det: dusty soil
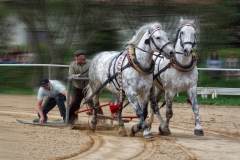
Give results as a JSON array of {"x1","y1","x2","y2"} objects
[{"x1": 0, "y1": 94, "x2": 240, "y2": 160}]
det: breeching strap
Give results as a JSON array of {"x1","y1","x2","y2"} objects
[{"x1": 84, "y1": 62, "x2": 131, "y2": 104}]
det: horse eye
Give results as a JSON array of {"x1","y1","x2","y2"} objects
[
  {"x1": 180, "y1": 31, "x2": 183, "y2": 35},
  {"x1": 156, "y1": 37, "x2": 161, "y2": 39}
]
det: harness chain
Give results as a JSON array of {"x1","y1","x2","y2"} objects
[{"x1": 117, "y1": 50, "x2": 127, "y2": 103}]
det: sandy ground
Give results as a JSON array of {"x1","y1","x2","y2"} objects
[{"x1": 0, "y1": 94, "x2": 240, "y2": 160}]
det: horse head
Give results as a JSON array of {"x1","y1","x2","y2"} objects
[
  {"x1": 145, "y1": 22, "x2": 175, "y2": 59},
  {"x1": 175, "y1": 17, "x2": 197, "y2": 57},
  {"x1": 129, "y1": 22, "x2": 175, "y2": 59}
]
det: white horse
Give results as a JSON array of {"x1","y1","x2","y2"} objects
[
  {"x1": 146, "y1": 17, "x2": 204, "y2": 136},
  {"x1": 84, "y1": 22, "x2": 175, "y2": 138}
]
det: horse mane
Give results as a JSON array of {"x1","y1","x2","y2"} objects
[{"x1": 128, "y1": 22, "x2": 163, "y2": 46}]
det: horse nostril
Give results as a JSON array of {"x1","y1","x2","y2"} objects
[{"x1": 170, "y1": 51, "x2": 174, "y2": 55}]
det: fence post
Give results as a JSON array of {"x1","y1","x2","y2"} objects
[
  {"x1": 48, "y1": 66, "x2": 51, "y2": 79},
  {"x1": 65, "y1": 77, "x2": 72, "y2": 124}
]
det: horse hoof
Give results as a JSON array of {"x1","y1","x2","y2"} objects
[
  {"x1": 143, "y1": 130, "x2": 154, "y2": 139},
  {"x1": 119, "y1": 131, "x2": 127, "y2": 137},
  {"x1": 89, "y1": 123, "x2": 96, "y2": 132},
  {"x1": 194, "y1": 129, "x2": 204, "y2": 136},
  {"x1": 129, "y1": 126, "x2": 136, "y2": 137},
  {"x1": 159, "y1": 126, "x2": 171, "y2": 136},
  {"x1": 147, "y1": 125, "x2": 152, "y2": 131},
  {"x1": 89, "y1": 120, "x2": 97, "y2": 132}
]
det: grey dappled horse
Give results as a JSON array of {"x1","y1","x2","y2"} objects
[
  {"x1": 146, "y1": 17, "x2": 204, "y2": 136},
  {"x1": 84, "y1": 22, "x2": 175, "y2": 138}
]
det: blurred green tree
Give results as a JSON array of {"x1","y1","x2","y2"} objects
[{"x1": 0, "y1": 0, "x2": 240, "y2": 89}]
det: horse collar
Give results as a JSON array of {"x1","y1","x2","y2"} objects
[
  {"x1": 171, "y1": 51, "x2": 197, "y2": 72},
  {"x1": 127, "y1": 45, "x2": 154, "y2": 75}
]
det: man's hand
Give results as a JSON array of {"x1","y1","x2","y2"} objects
[
  {"x1": 39, "y1": 117, "x2": 45, "y2": 124},
  {"x1": 75, "y1": 74, "x2": 81, "y2": 77}
]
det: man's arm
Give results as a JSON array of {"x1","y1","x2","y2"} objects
[
  {"x1": 36, "y1": 99, "x2": 45, "y2": 124},
  {"x1": 69, "y1": 62, "x2": 81, "y2": 77},
  {"x1": 61, "y1": 89, "x2": 72, "y2": 103}
]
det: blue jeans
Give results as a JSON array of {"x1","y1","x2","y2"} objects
[{"x1": 38, "y1": 93, "x2": 66, "y2": 119}]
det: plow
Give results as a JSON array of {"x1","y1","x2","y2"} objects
[{"x1": 74, "y1": 99, "x2": 140, "y2": 124}]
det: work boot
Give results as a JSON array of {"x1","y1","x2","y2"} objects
[{"x1": 68, "y1": 114, "x2": 78, "y2": 125}]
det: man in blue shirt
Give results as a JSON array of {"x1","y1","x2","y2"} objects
[{"x1": 33, "y1": 78, "x2": 69, "y2": 124}]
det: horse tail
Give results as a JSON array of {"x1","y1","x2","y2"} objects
[{"x1": 83, "y1": 84, "x2": 92, "y2": 100}]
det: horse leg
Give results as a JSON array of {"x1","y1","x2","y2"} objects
[
  {"x1": 89, "y1": 92, "x2": 101, "y2": 131},
  {"x1": 145, "y1": 87, "x2": 155, "y2": 130},
  {"x1": 159, "y1": 91, "x2": 173, "y2": 136},
  {"x1": 117, "y1": 95, "x2": 127, "y2": 137},
  {"x1": 147, "y1": 86, "x2": 165, "y2": 129},
  {"x1": 187, "y1": 87, "x2": 204, "y2": 136},
  {"x1": 129, "y1": 94, "x2": 153, "y2": 138}
]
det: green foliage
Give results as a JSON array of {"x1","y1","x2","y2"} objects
[
  {"x1": 0, "y1": 64, "x2": 240, "y2": 106},
  {"x1": 1, "y1": 1, "x2": 240, "y2": 106},
  {"x1": 0, "y1": 66, "x2": 35, "y2": 94},
  {"x1": 173, "y1": 92, "x2": 240, "y2": 106},
  {"x1": 88, "y1": 29, "x2": 120, "y2": 54}
]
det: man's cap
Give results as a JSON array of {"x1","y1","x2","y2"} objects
[
  {"x1": 74, "y1": 50, "x2": 85, "y2": 56},
  {"x1": 40, "y1": 78, "x2": 49, "y2": 87}
]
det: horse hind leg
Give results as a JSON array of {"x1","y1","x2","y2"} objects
[
  {"x1": 114, "y1": 95, "x2": 126, "y2": 137},
  {"x1": 89, "y1": 92, "x2": 102, "y2": 131}
]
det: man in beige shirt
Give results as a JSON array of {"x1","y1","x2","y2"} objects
[{"x1": 68, "y1": 50, "x2": 103, "y2": 124}]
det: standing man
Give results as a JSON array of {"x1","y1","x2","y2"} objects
[
  {"x1": 68, "y1": 50, "x2": 103, "y2": 124},
  {"x1": 33, "y1": 78, "x2": 68, "y2": 124}
]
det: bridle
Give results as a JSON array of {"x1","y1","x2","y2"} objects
[
  {"x1": 171, "y1": 23, "x2": 197, "y2": 72},
  {"x1": 147, "y1": 28, "x2": 172, "y2": 54},
  {"x1": 175, "y1": 24, "x2": 196, "y2": 50},
  {"x1": 153, "y1": 23, "x2": 198, "y2": 89},
  {"x1": 142, "y1": 28, "x2": 172, "y2": 55}
]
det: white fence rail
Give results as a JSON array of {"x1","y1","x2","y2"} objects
[
  {"x1": 1, "y1": 64, "x2": 240, "y2": 99},
  {"x1": 0, "y1": 63, "x2": 69, "y2": 79},
  {"x1": 197, "y1": 87, "x2": 240, "y2": 99},
  {"x1": 197, "y1": 68, "x2": 240, "y2": 99}
]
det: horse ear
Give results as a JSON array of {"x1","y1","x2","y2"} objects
[
  {"x1": 180, "y1": 16, "x2": 183, "y2": 21},
  {"x1": 145, "y1": 39, "x2": 150, "y2": 44},
  {"x1": 193, "y1": 16, "x2": 196, "y2": 24}
]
